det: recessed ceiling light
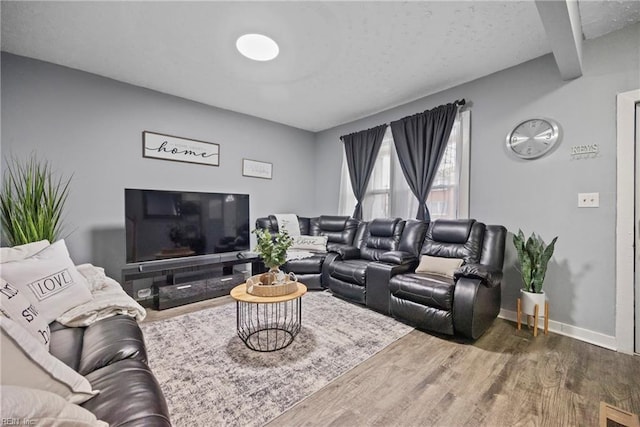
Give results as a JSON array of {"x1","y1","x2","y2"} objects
[{"x1": 236, "y1": 34, "x2": 279, "y2": 61}]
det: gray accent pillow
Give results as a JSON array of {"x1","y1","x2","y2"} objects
[{"x1": 415, "y1": 255, "x2": 464, "y2": 278}]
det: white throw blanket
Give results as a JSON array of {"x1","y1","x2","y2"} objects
[
  {"x1": 274, "y1": 214, "x2": 301, "y2": 236},
  {"x1": 286, "y1": 250, "x2": 315, "y2": 261},
  {"x1": 56, "y1": 264, "x2": 146, "y2": 327}
]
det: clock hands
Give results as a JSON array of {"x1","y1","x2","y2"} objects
[{"x1": 506, "y1": 118, "x2": 560, "y2": 159}]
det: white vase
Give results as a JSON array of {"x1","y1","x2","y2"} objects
[{"x1": 520, "y1": 290, "x2": 546, "y2": 316}]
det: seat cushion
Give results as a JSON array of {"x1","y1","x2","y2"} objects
[
  {"x1": 82, "y1": 359, "x2": 171, "y2": 427},
  {"x1": 390, "y1": 295, "x2": 454, "y2": 335},
  {"x1": 78, "y1": 315, "x2": 147, "y2": 376},
  {"x1": 49, "y1": 321, "x2": 84, "y2": 372},
  {"x1": 284, "y1": 254, "x2": 325, "y2": 274},
  {"x1": 389, "y1": 273, "x2": 455, "y2": 311},
  {"x1": 328, "y1": 259, "x2": 370, "y2": 286}
]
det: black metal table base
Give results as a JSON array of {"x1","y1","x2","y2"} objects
[{"x1": 236, "y1": 297, "x2": 302, "y2": 352}]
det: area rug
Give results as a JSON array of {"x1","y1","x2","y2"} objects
[{"x1": 140, "y1": 291, "x2": 413, "y2": 426}]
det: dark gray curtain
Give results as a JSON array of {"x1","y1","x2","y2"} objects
[
  {"x1": 340, "y1": 124, "x2": 388, "y2": 220},
  {"x1": 390, "y1": 102, "x2": 459, "y2": 221}
]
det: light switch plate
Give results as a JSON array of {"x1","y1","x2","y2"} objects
[{"x1": 578, "y1": 192, "x2": 599, "y2": 208}]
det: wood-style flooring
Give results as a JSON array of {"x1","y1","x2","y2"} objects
[{"x1": 144, "y1": 296, "x2": 640, "y2": 426}]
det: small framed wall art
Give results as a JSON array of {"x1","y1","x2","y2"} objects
[
  {"x1": 242, "y1": 159, "x2": 272, "y2": 179},
  {"x1": 143, "y1": 131, "x2": 220, "y2": 167}
]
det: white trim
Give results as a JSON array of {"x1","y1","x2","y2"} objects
[
  {"x1": 615, "y1": 89, "x2": 640, "y2": 355},
  {"x1": 499, "y1": 310, "x2": 617, "y2": 351}
]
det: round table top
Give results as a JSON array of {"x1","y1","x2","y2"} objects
[{"x1": 230, "y1": 283, "x2": 307, "y2": 303}]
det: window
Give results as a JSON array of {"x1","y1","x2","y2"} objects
[
  {"x1": 426, "y1": 111, "x2": 470, "y2": 220},
  {"x1": 338, "y1": 110, "x2": 470, "y2": 220},
  {"x1": 338, "y1": 131, "x2": 395, "y2": 220}
]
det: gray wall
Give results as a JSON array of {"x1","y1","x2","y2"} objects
[
  {"x1": 1, "y1": 53, "x2": 316, "y2": 278},
  {"x1": 2, "y1": 23, "x2": 639, "y2": 336},
  {"x1": 313, "y1": 23, "x2": 640, "y2": 336}
]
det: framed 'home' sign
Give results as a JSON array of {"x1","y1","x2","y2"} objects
[{"x1": 143, "y1": 131, "x2": 220, "y2": 167}]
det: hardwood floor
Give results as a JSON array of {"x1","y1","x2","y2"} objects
[
  {"x1": 267, "y1": 319, "x2": 640, "y2": 427},
  {"x1": 143, "y1": 298, "x2": 640, "y2": 426}
]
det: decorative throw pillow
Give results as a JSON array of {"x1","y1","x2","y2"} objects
[
  {"x1": 1, "y1": 386, "x2": 108, "y2": 427},
  {"x1": 0, "y1": 240, "x2": 92, "y2": 324},
  {"x1": 0, "y1": 278, "x2": 51, "y2": 349},
  {"x1": 0, "y1": 240, "x2": 50, "y2": 263},
  {"x1": 415, "y1": 255, "x2": 464, "y2": 278},
  {"x1": 290, "y1": 235, "x2": 328, "y2": 253},
  {"x1": 0, "y1": 317, "x2": 98, "y2": 404}
]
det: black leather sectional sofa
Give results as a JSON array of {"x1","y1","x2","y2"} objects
[
  {"x1": 255, "y1": 215, "x2": 359, "y2": 289},
  {"x1": 256, "y1": 215, "x2": 506, "y2": 339},
  {"x1": 49, "y1": 315, "x2": 171, "y2": 426}
]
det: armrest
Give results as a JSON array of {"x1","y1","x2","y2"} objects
[
  {"x1": 366, "y1": 261, "x2": 415, "y2": 315},
  {"x1": 453, "y1": 263, "x2": 503, "y2": 288},
  {"x1": 453, "y1": 277, "x2": 501, "y2": 339},
  {"x1": 379, "y1": 251, "x2": 417, "y2": 266},
  {"x1": 326, "y1": 242, "x2": 351, "y2": 253},
  {"x1": 333, "y1": 245, "x2": 360, "y2": 260}
]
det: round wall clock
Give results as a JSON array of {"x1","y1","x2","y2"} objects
[{"x1": 506, "y1": 118, "x2": 561, "y2": 160}]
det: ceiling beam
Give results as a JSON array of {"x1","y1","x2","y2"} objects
[{"x1": 535, "y1": 0, "x2": 583, "y2": 80}]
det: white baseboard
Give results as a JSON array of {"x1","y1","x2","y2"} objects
[{"x1": 498, "y1": 309, "x2": 618, "y2": 351}]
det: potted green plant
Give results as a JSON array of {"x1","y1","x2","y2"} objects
[
  {"x1": 253, "y1": 228, "x2": 294, "y2": 278},
  {"x1": 513, "y1": 229, "x2": 558, "y2": 315},
  {"x1": 0, "y1": 156, "x2": 72, "y2": 246}
]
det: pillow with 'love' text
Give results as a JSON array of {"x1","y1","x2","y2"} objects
[
  {"x1": 290, "y1": 235, "x2": 328, "y2": 253},
  {"x1": 0, "y1": 240, "x2": 92, "y2": 324}
]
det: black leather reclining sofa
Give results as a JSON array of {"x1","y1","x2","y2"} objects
[
  {"x1": 49, "y1": 315, "x2": 171, "y2": 426},
  {"x1": 255, "y1": 215, "x2": 506, "y2": 339}
]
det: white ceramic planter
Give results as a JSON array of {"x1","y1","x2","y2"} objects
[{"x1": 520, "y1": 290, "x2": 546, "y2": 316}]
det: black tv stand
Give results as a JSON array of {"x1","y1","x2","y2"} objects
[{"x1": 122, "y1": 253, "x2": 264, "y2": 310}]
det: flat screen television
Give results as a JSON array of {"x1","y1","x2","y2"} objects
[{"x1": 124, "y1": 188, "x2": 250, "y2": 264}]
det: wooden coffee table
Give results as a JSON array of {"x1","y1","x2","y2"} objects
[{"x1": 230, "y1": 283, "x2": 307, "y2": 352}]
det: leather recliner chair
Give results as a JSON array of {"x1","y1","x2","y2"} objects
[
  {"x1": 254, "y1": 215, "x2": 360, "y2": 289},
  {"x1": 324, "y1": 218, "x2": 408, "y2": 305},
  {"x1": 387, "y1": 219, "x2": 507, "y2": 339}
]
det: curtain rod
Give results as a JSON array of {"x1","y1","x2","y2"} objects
[
  {"x1": 340, "y1": 98, "x2": 467, "y2": 141},
  {"x1": 382, "y1": 98, "x2": 467, "y2": 126}
]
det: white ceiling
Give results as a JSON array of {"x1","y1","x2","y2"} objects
[{"x1": 2, "y1": 1, "x2": 639, "y2": 132}]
